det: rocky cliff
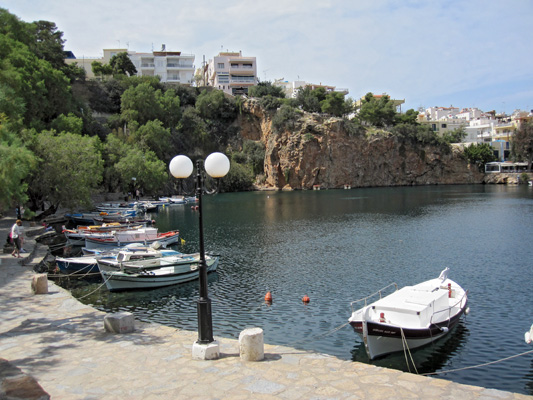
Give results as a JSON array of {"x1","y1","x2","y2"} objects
[{"x1": 238, "y1": 99, "x2": 485, "y2": 190}]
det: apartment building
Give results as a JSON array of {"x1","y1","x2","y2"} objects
[
  {"x1": 273, "y1": 80, "x2": 349, "y2": 99},
  {"x1": 65, "y1": 47, "x2": 195, "y2": 85},
  {"x1": 205, "y1": 51, "x2": 257, "y2": 95}
]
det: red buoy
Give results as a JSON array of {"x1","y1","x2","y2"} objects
[
  {"x1": 302, "y1": 295, "x2": 310, "y2": 303},
  {"x1": 264, "y1": 291, "x2": 272, "y2": 302},
  {"x1": 448, "y1": 283, "x2": 452, "y2": 298},
  {"x1": 380, "y1": 312, "x2": 386, "y2": 323}
]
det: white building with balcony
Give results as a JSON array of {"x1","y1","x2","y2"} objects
[
  {"x1": 273, "y1": 80, "x2": 349, "y2": 99},
  {"x1": 65, "y1": 47, "x2": 195, "y2": 85},
  {"x1": 206, "y1": 51, "x2": 257, "y2": 96}
]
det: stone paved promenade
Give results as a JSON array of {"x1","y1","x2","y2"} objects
[{"x1": 0, "y1": 216, "x2": 531, "y2": 399}]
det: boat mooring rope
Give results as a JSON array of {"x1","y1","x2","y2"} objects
[
  {"x1": 76, "y1": 273, "x2": 113, "y2": 300},
  {"x1": 420, "y1": 349, "x2": 533, "y2": 376},
  {"x1": 400, "y1": 328, "x2": 419, "y2": 375},
  {"x1": 279, "y1": 321, "x2": 351, "y2": 349}
]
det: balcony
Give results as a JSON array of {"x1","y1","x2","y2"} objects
[
  {"x1": 167, "y1": 63, "x2": 194, "y2": 69},
  {"x1": 230, "y1": 76, "x2": 257, "y2": 84},
  {"x1": 141, "y1": 63, "x2": 155, "y2": 69}
]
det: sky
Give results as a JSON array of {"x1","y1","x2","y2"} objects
[{"x1": 3, "y1": 0, "x2": 533, "y2": 114}]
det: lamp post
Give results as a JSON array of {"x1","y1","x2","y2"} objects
[{"x1": 169, "y1": 152, "x2": 230, "y2": 360}]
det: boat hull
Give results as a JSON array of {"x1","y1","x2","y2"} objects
[
  {"x1": 349, "y1": 301, "x2": 467, "y2": 359},
  {"x1": 100, "y1": 257, "x2": 218, "y2": 291}
]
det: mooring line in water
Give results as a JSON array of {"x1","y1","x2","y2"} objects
[
  {"x1": 75, "y1": 273, "x2": 113, "y2": 299},
  {"x1": 420, "y1": 349, "x2": 533, "y2": 376},
  {"x1": 278, "y1": 321, "x2": 351, "y2": 349}
]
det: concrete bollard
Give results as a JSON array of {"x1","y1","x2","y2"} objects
[
  {"x1": 31, "y1": 274, "x2": 48, "y2": 294},
  {"x1": 104, "y1": 312, "x2": 135, "y2": 334},
  {"x1": 239, "y1": 327, "x2": 264, "y2": 361}
]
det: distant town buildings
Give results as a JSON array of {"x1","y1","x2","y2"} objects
[{"x1": 418, "y1": 106, "x2": 533, "y2": 161}]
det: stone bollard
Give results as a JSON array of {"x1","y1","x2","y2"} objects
[
  {"x1": 104, "y1": 312, "x2": 135, "y2": 334},
  {"x1": 31, "y1": 274, "x2": 48, "y2": 294},
  {"x1": 239, "y1": 327, "x2": 264, "y2": 361}
]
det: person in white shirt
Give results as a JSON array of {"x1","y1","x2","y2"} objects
[{"x1": 11, "y1": 219, "x2": 22, "y2": 258}]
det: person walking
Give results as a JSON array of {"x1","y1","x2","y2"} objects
[{"x1": 11, "y1": 219, "x2": 23, "y2": 258}]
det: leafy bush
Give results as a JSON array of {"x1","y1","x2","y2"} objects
[
  {"x1": 220, "y1": 162, "x2": 254, "y2": 192},
  {"x1": 271, "y1": 105, "x2": 301, "y2": 133},
  {"x1": 463, "y1": 143, "x2": 497, "y2": 171}
]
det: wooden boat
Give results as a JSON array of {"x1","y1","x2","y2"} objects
[
  {"x1": 348, "y1": 268, "x2": 468, "y2": 360},
  {"x1": 55, "y1": 248, "x2": 181, "y2": 274},
  {"x1": 84, "y1": 227, "x2": 180, "y2": 249},
  {"x1": 97, "y1": 254, "x2": 219, "y2": 291},
  {"x1": 63, "y1": 223, "x2": 146, "y2": 245}
]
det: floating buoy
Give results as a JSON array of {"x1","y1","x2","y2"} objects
[
  {"x1": 264, "y1": 291, "x2": 272, "y2": 302},
  {"x1": 195, "y1": 206, "x2": 199, "y2": 210},
  {"x1": 302, "y1": 295, "x2": 310, "y2": 303},
  {"x1": 191, "y1": 206, "x2": 194, "y2": 210}
]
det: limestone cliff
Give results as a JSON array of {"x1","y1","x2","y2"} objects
[{"x1": 238, "y1": 99, "x2": 484, "y2": 190}]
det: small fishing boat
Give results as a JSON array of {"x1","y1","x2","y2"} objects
[
  {"x1": 84, "y1": 227, "x2": 180, "y2": 249},
  {"x1": 63, "y1": 223, "x2": 146, "y2": 245},
  {"x1": 348, "y1": 268, "x2": 468, "y2": 360},
  {"x1": 55, "y1": 247, "x2": 182, "y2": 274},
  {"x1": 98, "y1": 254, "x2": 219, "y2": 291}
]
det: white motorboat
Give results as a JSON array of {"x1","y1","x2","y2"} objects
[
  {"x1": 348, "y1": 268, "x2": 468, "y2": 360},
  {"x1": 97, "y1": 253, "x2": 219, "y2": 291}
]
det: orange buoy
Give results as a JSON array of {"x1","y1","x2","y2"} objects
[
  {"x1": 302, "y1": 295, "x2": 310, "y2": 303},
  {"x1": 264, "y1": 291, "x2": 272, "y2": 302}
]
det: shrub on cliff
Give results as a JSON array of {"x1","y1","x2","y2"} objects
[{"x1": 271, "y1": 105, "x2": 302, "y2": 133}]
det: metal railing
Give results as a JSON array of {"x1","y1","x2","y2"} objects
[{"x1": 350, "y1": 282, "x2": 398, "y2": 313}]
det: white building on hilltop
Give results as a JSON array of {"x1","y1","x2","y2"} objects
[
  {"x1": 273, "y1": 80, "x2": 349, "y2": 99},
  {"x1": 65, "y1": 47, "x2": 195, "y2": 85},
  {"x1": 205, "y1": 51, "x2": 257, "y2": 96}
]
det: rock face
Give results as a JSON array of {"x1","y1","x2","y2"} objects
[{"x1": 239, "y1": 100, "x2": 484, "y2": 190}]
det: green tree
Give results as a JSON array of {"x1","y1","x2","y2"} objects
[
  {"x1": 395, "y1": 109, "x2": 419, "y2": 125},
  {"x1": 248, "y1": 81, "x2": 285, "y2": 98},
  {"x1": 113, "y1": 147, "x2": 167, "y2": 195},
  {"x1": 109, "y1": 52, "x2": 137, "y2": 76},
  {"x1": 159, "y1": 88, "x2": 181, "y2": 129},
  {"x1": 358, "y1": 92, "x2": 397, "y2": 127},
  {"x1": 295, "y1": 86, "x2": 321, "y2": 113},
  {"x1": 463, "y1": 143, "x2": 496, "y2": 172},
  {"x1": 0, "y1": 116, "x2": 36, "y2": 212},
  {"x1": 196, "y1": 89, "x2": 236, "y2": 121},
  {"x1": 51, "y1": 113, "x2": 83, "y2": 134},
  {"x1": 91, "y1": 61, "x2": 113, "y2": 79},
  {"x1": 29, "y1": 20, "x2": 66, "y2": 70},
  {"x1": 320, "y1": 92, "x2": 349, "y2": 117},
  {"x1": 27, "y1": 131, "x2": 104, "y2": 211},
  {"x1": 120, "y1": 82, "x2": 163, "y2": 125},
  {"x1": 219, "y1": 162, "x2": 254, "y2": 192},
  {"x1": 132, "y1": 119, "x2": 171, "y2": 160},
  {"x1": 512, "y1": 121, "x2": 533, "y2": 170}
]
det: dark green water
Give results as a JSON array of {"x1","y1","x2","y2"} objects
[{"x1": 71, "y1": 185, "x2": 533, "y2": 395}]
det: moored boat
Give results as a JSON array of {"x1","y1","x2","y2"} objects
[
  {"x1": 56, "y1": 247, "x2": 182, "y2": 274},
  {"x1": 84, "y1": 227, "x2": 180, "y2": 249},
  {"x1": 97, "y1": 254, "x2": 219, "y2": 291},
  {"x1": 348, "y1": 268, "x2": 468, "y2": 360}
]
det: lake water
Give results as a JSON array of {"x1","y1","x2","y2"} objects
[{"x1": 68, "y1": 185, "x2": 533, "y2": 395}]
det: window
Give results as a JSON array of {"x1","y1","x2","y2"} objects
[
  {"x1": 217, "y1": 63, "x2": 224, "y2": 69},
  {"x1": 432, "y1": 124, "x2": 437, "y2": 131},
  {"x1": 441, "y1": 123, "x2": 447, "y2": 128}
]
